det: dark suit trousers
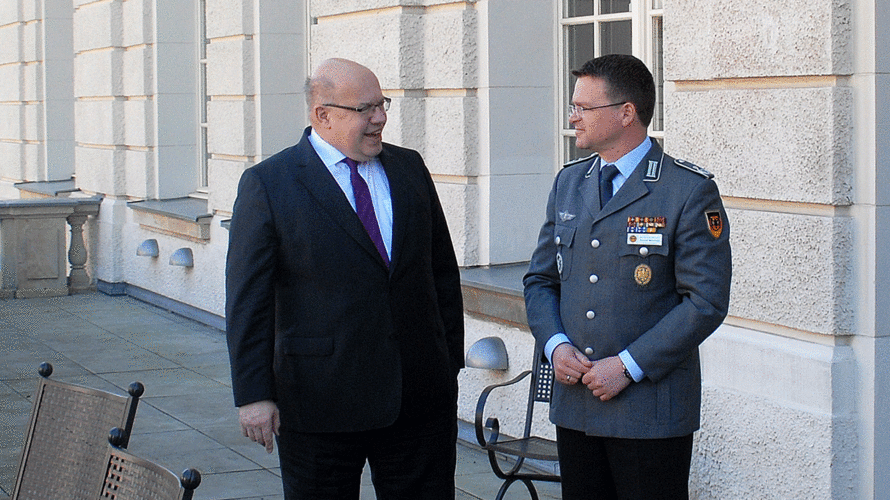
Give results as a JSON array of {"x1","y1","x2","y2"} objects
[
  {"x1": 277, "y1": 410, "x2": 458, "y2": 500},
  {"x1": 556, "y1": 426, "x2": 694, "y2": 500}
]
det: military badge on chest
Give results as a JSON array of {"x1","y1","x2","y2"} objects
[{"x1": 627, "y1": 216, "x2": 664, "y2": 288}]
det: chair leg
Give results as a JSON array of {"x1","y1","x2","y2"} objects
[
  {"x1": 495, "y1": 478, "x2": 516, "y2": 500},
  {"x1": 520, "y1": 479, "x2": 540, "y2": 500},
  {"x1": 494, "y1": 478, "x2": 540, "y2": 500}
]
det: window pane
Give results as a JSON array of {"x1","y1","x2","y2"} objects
[
  {"x1": 600, "y1": 20, "x2": 632, "y2": 55},
  {"x1": 565, "y1": 0, "x2": 594, "y2": 17},
  {"x1": 600, "y1": 0, "x2": 631, "y2": 14},
  {"x1": 651, "y1": 16, "x2": 664, "y2": 131},
  {"x1": 652, "y1": 0, "x2": 663, "y2": 9},
  {"x1": 566, "y1": 24, "x2": 596, "y2": 73}
]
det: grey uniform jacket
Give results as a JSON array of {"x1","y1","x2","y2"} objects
[{"x1": 523, "y1": 140, "x2": 732, "y2": 439}]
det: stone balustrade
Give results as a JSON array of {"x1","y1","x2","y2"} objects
[{"x1": 0, "y1": 196, "x2": 102, "y2": 299}]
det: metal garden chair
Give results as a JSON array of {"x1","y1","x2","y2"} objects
[{"x1": 474, "y1": 343, "x2": 561, "y2": 500}]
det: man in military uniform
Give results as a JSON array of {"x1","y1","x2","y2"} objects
[{"x1": 523, "y1": 54, "x2": 732, "y2": 500}]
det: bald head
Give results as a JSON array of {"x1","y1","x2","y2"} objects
[
  {"x1": 305, "y1": 58, "x2": 387, "y2": 162},
  {"x1": 305, "y1": 58, "x2": 380, "y2": 109}
]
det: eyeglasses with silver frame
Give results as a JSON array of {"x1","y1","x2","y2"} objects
[{"x1": 568, "y1": 101, "x2": 627, "y2": 117}]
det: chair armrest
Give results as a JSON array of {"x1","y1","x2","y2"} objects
[{"x1": 474, "y1": 370, "x2": 532, "y2": 448}]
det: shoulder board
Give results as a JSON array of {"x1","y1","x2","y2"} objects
[
  {"x1": 674, "y1": 158, "x2": 713, "y2": 179},
  {"x1": 563, "y1": 152, "x2": 598, "y2": 169}
]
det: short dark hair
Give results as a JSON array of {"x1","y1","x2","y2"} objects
[{"x1": 571, "y1": 54, "x2": 655, "y2": 127}]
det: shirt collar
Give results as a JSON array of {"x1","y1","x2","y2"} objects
[
  {"x1": 607, "y1": 137, "x2": 652, "y2": 180},
  {"x1": 308, "y1": 128, "x2": 352, "y2": 168}
]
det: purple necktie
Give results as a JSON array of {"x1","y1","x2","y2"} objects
[{"x1": 344, "y1": 158, "x2": 389, "y2": 267}]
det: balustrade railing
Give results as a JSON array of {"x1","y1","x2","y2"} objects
[{"x1": 0, "y1": 196, "x2": 102, "y2": 298}]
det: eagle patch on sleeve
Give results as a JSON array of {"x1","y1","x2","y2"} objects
[{"x1": 706, "y1": 211, "x2": 724, "y2": 239}]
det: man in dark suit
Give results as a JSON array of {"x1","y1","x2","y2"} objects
[
  {"x1": 524, "y1": 54, "x2": 732, "y2": 499},
  {"x1": 226, "y1": 58, "x2": 464, "y2": 499}
]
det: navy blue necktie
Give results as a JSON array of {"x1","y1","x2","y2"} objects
[
  {"x1": 599, "y1": 163, "x2": 619, "y2": 209},
  {"x1": 344, "y1": 158, "x2": 389, "y2": 267}
]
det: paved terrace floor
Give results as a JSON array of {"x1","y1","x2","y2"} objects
[{"x1": 0, "y1": 293, "x2": 560, "y2": 500}]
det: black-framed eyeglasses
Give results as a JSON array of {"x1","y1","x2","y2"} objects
[
  {"x1": 568, "y1": 101, "x2": 627, "y2": 117},
  {"x1": 324, "y1": 97, "x2": 391, "y2": 115}
]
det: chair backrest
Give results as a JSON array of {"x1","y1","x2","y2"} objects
[
  {"x1": 532, "y1": 351, "x2": 555, "y2": 404},
  {"x1": 12, "y1": 362, "x2": 144, "y2": 500},
  {"x1": 98, "y1": 428, "x2": 201, "y2": 500},
  {"x1": 520, "y1": 342, "x2": 554, "y2": 438}
]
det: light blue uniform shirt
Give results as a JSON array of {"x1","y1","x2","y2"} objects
[
  {"x1": 308, "y1": 129, "x2": 393, "y2": 259},
  {"x1": 544, "y1": 137, "x2": 653, "y2": 382}
]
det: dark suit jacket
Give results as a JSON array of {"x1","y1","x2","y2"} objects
[
  {"x1": 524, "y1": 140, "x2": 731, "y2": 439},
  {"x1": 226, "y1": 127, "x2": 464, "y2": 434}
]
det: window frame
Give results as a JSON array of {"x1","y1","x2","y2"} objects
[{"x1": 557, "y1": 0, "x2": 664, "y2": 165}]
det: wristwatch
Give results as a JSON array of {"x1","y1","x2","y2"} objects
[{"x1": 623, "y1": 365, "x2": 634, "y2": 382}]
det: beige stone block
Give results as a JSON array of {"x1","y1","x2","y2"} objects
[
  {"x1": 0, "y1": 142, "x2": 24, "y2": 181},
  {"x1": 123, "y1": 149, "x2": 153, "y2": 198},
  {"x1": 693, "y1": 384, "x2": 855, "y2": 499},
  {"x1": 0, "y1": 2, "x2": 20, "y2": 25},
  {"x1": 74, "y1": 48, "x2": 123, "y2": 97},
  {"x1": 20, "y1": 142, "x2": 41, "y2": 182},
  {"x1": 73, "y1": 0, "x2": 122, "y2": 51},
  {"x1": 0, "y1": 63, "x2": 22, "y2": 101},
  {"x1": 727, "y1": 209, "x2": 853, "y2": 336},
  {"x1": 310, "y1": 14, "x2": 406, "y2": 89},
  {"x1": 122, "y1": 0, "x2": 152, "y2": 47},
  {"x1": 20, "y1": 62, "x2": 38, "y2": 102},
  {"x1": 207, "y1": 158, "x2": 249, "y2": 215},
  {"x1": 666, "y1": 0, "x2": 851, "y2": 80},
  {"x1": 19, "y1": 20, "x2": 40, "y2": 63},
  {"x1": 206, "y1": 0, "x2": 253, "y2": 39},
  {"x1": 421, "y1": 96, "x2": 477, "y2": 177},
  {"x1": 21, "y1": 102, "x2": 41, "y2": 141},
  {"x1": 665, "y1": 86, "x2": 853, "y2": 205},
  {"x1": 421, "y1": 7, "x2": 477, "y2": 89},
  {"x1": 75, "y1": 146, "x2": 125, "y2": 195},
  {"x1": 122, "y1": 45, "x2": 152, "y2": 96},
  {"x1": 206, "y1": 37, "x2": 255, "y2": 96},
  {"x1": 435, "y1": 181, "x2": 478, "y2": 267},
  {"x1": 207, "y1": 99, "x2": 256, "y2": 157},
  {"x1": 0, "y1": 104, "x2": 20, "y2": 138},
  {"x1": 75, "y1": 99, "x2": 124, "y2": 145},
  {"x1": 0, "y1": 24, "x2": 21, "y2": 65},
  {"x1": 123, "y1": 99, "x2": 152, "y2": 147}
]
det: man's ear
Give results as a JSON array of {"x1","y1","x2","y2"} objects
[
  {"x1": 620, "y1": 102, "x2": 638, "y2": 127},
  {"x1": 313, "y1": 105, "x2": 331, "y2": 128}
]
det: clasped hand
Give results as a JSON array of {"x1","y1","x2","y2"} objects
[{"x1": 552, "y1": 344, "x2": 631, "y2": 401}]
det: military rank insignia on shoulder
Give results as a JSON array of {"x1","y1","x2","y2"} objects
[
  {"x1": 563, "y1": 152, "x2": 598, "y2": 169},
  {"x1": 674, "y1": 158, "x2": 714, "y2": 179}
]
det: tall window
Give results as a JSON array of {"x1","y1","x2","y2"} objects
[
  {"x1": 559, "y1": 0, "x2": 664, "y2": 162},
  {"x1": 196, "y1": 0, "x2": 210, "y2": 192}
]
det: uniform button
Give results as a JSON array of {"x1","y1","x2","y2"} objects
[
  {"x1": 639, "y1": 246, "x2": 649, "y2": 257},
  {"x1": 584, "y1": 347, "x2": 594, "y2": 356},
  {"x1": 586, "y1": 310, "x2": 595, "y2": 319},
  {"x1": 591, "y1": 239, "x2": 600, "y2": 248},
  {"x1": 589, "y1": 274, "x2": 598, "y2": 284},
  {"x1": 555, "y1": 236, "x2": 561, "y2": 245}
]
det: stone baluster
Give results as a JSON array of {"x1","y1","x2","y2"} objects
[{"x1": 67, "y1": 213, "x2": 90, "y2": 290}]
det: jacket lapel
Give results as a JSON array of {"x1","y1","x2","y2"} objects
[
  {"x1": 290, "y1": 130, "x2": 389, "y2": 269},
  {"x1": 379, "y1": 147, "x2": 407, "y2": 272}
]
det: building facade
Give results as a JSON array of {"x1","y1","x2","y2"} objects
[{"x1": 1, "y1": 0, "x2": 887, "y2": 497}]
